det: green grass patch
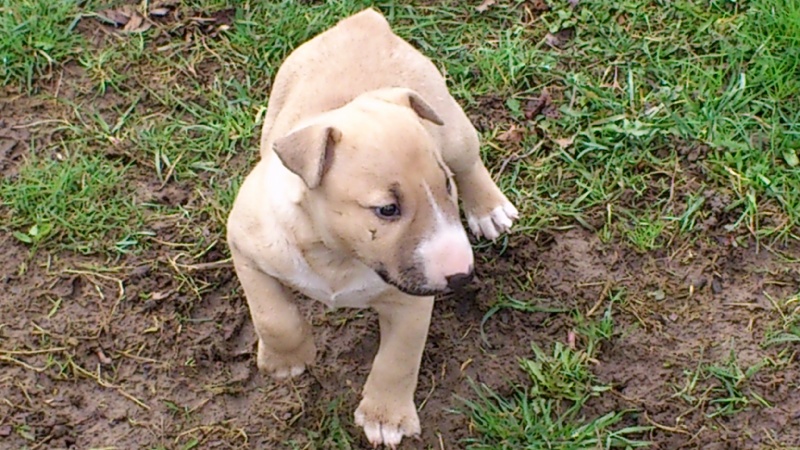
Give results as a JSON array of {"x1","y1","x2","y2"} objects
[
  {"x1": 763, "y1": 291, "x2": 800, "y2": 347},
  {"x1": 672, "y1": 343, "x2": 773, "y2": 420},
  {"x1": 0, "y1": 150, "x2": 144, "y2": 254},
  {"x1": 464, "y1": 295, "x2": 651, "y2": 448},
  {"x1": 290, "y1": 397, "x2": 355, "y2": 450},
  {"x1": 0, "y1": 0, "x2": 87, "y2": 89}
]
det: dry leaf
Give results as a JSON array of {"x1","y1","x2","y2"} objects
[
  {"x1": 123, "y1": 11, "x2": 152, "y2": 33},
  {"x1": 149, "y1": 0, "x2": 179, "y2": 17},
  {"x1": 149, "y1": 7, "x2": 171, "y2": 17},
  {"x1": 152, "y1": 0, "x2": 180, "y2": 7},
  {"x1": 554, "y1": 136, "x2": 575, "y2": 149},
  {"x1": 476, "y1": 0, "x2": 496, "y2": 13},
  {"x1": 96, "y1": 5, "x2": 152, "y2": 33},
  {"x1": 96, "y1": 6, "x2": 134, "y2": 26},
  {"x1": 497, "y1": 124, "x2": 524, "y2": 143},
  {"x1": 524, "y1": 89, "x2": 552, "y2": 119},
  {"x1": 545, "y1": 27, "x2": 575, "y2": 48}
]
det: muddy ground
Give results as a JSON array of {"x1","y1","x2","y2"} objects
[
  {"x1": 3, "y1": 9, "x2": 800, "y2": 450},
  {"x1": 3, "y1": 195, "x2": 799, "y2": 449}
]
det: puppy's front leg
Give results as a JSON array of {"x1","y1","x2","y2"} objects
[
  {"x1": 355, "y1": 294, "x2": 434, "y2": 448},
  {"x1": 232, "y1": 253, "x2": 316, "y2": 379}
]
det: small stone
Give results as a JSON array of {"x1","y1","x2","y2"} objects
[
  {"x1": 0, "y1": 425, "x2": 11, "y2": 437},
  {"x1": 668, "y1": 313, "x2": 678, "y2": 322},
  {"x1": 712, "y1": 278, "x2": 723, "y2": 294}
]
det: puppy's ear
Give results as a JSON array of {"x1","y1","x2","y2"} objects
[
  {"x1": 273, "y1": 124, "x2": 342, "y2": 189},
  {"x1": 376, "y1": 88, "x2": 445, "y2": 126},
  {"x1": 405, "y1": 91, "x2": 445, "y2": 126}
]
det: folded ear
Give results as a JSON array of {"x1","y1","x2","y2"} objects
[
  {"x1": 273, "y1": 124, "x2": 342, "y2": 189},
  {"x1": 373, "y1": 88, "x2": 445, "y2": 126}
]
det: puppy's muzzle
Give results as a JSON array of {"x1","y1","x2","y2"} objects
[{"x1": 445, "y1": 268, "x2": 474, "y2": 291}]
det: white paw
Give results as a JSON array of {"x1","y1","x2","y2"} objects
[
  {"x1": 256, "y1": 337, "x2": 315, "y2": 380},
  {"x1": 272, "y1": 365, "x2": 306, "y2": 379},
  {"x1": 467, "y1": 202, "x2": 519, "y2": 241},
  {"x1": 355, "y1": 400, "x2": 420, "y2": 448}
]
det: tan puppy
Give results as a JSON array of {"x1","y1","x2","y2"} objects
[{"x1": 227, "y1": 8, "x2": 518, "y2": 448}]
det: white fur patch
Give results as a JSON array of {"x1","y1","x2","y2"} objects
[
  {"x1": 355, "y1": 408, "x2": 420, "y2": 448},
  {"x1": 467, "y1": 201, "x2": 519, "y2": 241},
  {"x1": 283, "y1": 255, "x2": 390, "y2": 309},
  {"x1": 417, "y1": 183, "x2": 473, "y2": 289},
  {"x1": 272, "y1": 365, "x2": 306, "y2": 379}
]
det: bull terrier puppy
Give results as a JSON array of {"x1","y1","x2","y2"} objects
[{"x1": 227, "y1": 8, "x2": 518, "y2": 448}]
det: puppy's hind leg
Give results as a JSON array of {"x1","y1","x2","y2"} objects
[{"x1": 232, "y1": 253, "x2": 316, "y2": 379}]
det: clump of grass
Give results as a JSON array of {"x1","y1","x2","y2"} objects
[
  {"x1": 290, "y1": 397, "x2": 355, "y2": 450},
  {"x1": 0, "y1": 0, "x2": 87, "y2": 89},
  {"x1": 672, "y1": 342, "x2": 772, "y2": 419},
  {"x1": 463, "y1": 298, "x2": 651, "y2": 448},
  {"x1": 704, "y1": 348, "x2": 771, "y2": 419},
  {"x1": 0, "y1": 150, "x2": 143, "y2": 254}
]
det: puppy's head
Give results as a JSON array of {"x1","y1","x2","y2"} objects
[{"x1": 273, "y1": 88, "x2": 474, "y2": 296}]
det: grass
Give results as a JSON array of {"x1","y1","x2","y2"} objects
[
  {"x1": 4, "y1": 0, "x2": 800, "y2": 253},
  {"x1": 0, "y1": 149, "x2": 144, "y2": 254},
  {"x1": 672, "y1": 343, "x2": 772, "y2": 420},
  {"x1": 463, "y1": 297, "x2": 652, "y2": 449},
  {"x1": 0, "y1": 0, "x2": 88, "y2": 89},
  {"x1": 1, "y1": 0, "x2": 800, "y2": 448}
]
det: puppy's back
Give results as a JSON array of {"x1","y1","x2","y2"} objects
[{"x1": 260, "y1": 8, "x2": 450, "y2": 155}]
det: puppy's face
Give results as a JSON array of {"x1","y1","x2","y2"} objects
[{"x1": 281, "y1": 94, "x2": 474, "y2": 296}]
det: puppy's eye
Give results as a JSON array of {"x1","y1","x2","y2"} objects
[
  {"x1": 375, "y1": 204, "x2": 401, "y2": 219},
  {"x1": 446, "y1": 177, "x2": 453, "y2": 195}
]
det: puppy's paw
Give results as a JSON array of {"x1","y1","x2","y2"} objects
[
  {"x1": 256, "y1": 337, "x2": 316, "y2": 380},
  {"x1": 466, "y1": 201, "x2": 519, "y2": 241},
  {"x1": 355, "y1": 397, "x2": 420, "y2": 448}
]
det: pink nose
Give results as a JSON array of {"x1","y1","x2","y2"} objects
[
  {"x1": 417, "y1": 223, "x2": 474, "y2": 289},
  {"x1": 437, "y1": 243, "x2": 473, "y2": 277}
]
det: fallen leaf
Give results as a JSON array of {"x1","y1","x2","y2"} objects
[
  {"x1": 497, "y1": 124, "x2": 524, "y2": 143},
  {"x1": 524, "y1": 89, "x2": 552, "y2": 119},
  {"x1": 122, "y1": 11, "x2": 151, "y2": 33},
  {"x1": 476, "y1": 0, "x2": 496, "y2": 13},
  {"x1": 568, "y1": 0, "x2": 580, "y2": 7},
  {"x1": 553, "y1": 136, "x2": 575, "y2": 149},
  {"x1": 149, "y1": 7, "x2": 171, "y2": 17},
  {"x1": 96, "y1": 7, "x2": 134, "y2": 26},
  {"x1": 152, "y1": 0, "x2": 180, "y2": 7},
  {"x1": 188, "y1": 8, "x2": 236, "y2": 36},
  {"x1": 527, "y1": 0, "x2": 550, "y2": 11},
  {"x1": 545, "y1": 27, "x2": 576, "y2": 48},
  {"x1": 96, "y1": 5, "x2": 152, "y2": 33}
]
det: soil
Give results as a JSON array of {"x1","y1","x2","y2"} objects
[{"x1": 2, "y1": 10, "x2": 800, "y2": 450}]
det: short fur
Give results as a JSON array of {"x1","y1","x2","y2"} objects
[{"x1": 227, "y1": 8, "x2": 518, "y2": 448}]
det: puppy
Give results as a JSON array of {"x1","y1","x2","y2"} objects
[{"x1": 227, "y1": 8, "x2": 518, "y2": 448}]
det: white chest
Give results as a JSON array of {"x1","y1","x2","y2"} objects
[{"x1": 277, "y1": 250, "x2": 390, "y2": 309}]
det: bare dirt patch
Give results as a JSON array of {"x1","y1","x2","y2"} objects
[{"x1": 2, "y1": 200, "x2": 799, "y2": 449}]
